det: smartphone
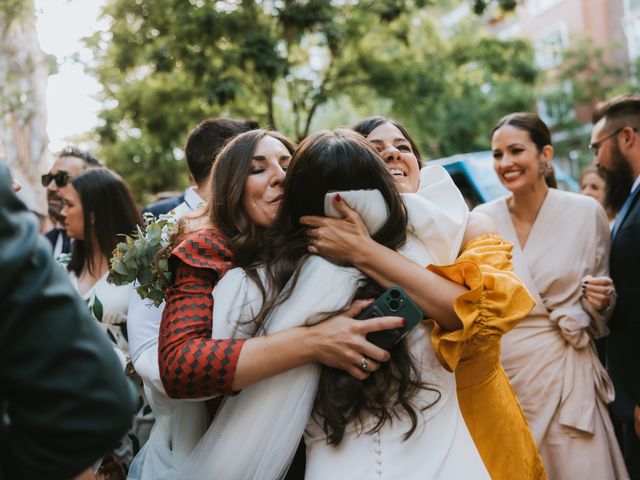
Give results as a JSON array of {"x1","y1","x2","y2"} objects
[{"x1": 356, "y1": 286, "x2": 423, "y2": 350}]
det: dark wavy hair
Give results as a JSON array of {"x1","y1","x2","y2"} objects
[
  {"x1": 67, "y1": 168, "x2": 142, "y2": 276},
  {"x1": 247, "y1": 129, "x2": 438, "y2": 444},
  {"x1": 57, "y1": 146, "x2": 103, "y2": 167},
  {"x1": 492, "y1": 112, "x2": 557, "y2": 188},
  {"x1": 352, "y1": 116, "x2": 423, "y2": 170},
  {"x1": 209, "y1": 129, "x2": 296, "y2": 267}
]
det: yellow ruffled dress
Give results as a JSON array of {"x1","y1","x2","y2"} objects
[{"x1": 429, "y1": 234, "x2": 547, "y2": 480}]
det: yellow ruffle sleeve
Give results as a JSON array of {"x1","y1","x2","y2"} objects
[{"x1": 428, "y1": 233, "x2": 535, "y2": 372}]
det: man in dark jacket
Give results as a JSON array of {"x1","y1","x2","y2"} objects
[
  {"x1": 592, "y1": 95, "x2": 640, "y2": 479},
  {"x1": 1, "y1": 164, "x2": 136, "y2": 479}
]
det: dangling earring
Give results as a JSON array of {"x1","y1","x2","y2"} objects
[{"x1": 539, "y1": 162, "x2": 552, "y2": 177}]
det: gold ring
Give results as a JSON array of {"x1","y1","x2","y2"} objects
[{"x1": 359, "y1": 357, "x2": 368, "y2": 371}]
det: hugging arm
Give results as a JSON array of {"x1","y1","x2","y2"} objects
[
  {"x1": 301, "y1": 199, "x2": 497, "y2": 331},
  {"x1": 158, "y1": 229, "x2": 405, "y2": 399},
  {"x1": 233, "y1": 299, "x2": 406, "y2": 385},
  {"x1": 157, "y1": 228, "x2": 252, "y2": 399}
]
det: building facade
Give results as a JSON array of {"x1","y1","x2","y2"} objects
[{"x1": 442, "y1": 0, "x2": 635, "y2": 175}]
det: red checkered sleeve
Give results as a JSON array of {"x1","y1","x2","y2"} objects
[{"x1": 158, "y1": 226, "x2": 245, "y2": 398}]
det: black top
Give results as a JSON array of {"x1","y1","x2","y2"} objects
[
  {"x1": 44, "y1": 227, "x2": 71, "y2": 255},
  {"x1": 607, "y1": 183, "x2": 640, "y2": 422},
  {"x1": 0, "y1": 164, "x2": 137, "y2": 480}
]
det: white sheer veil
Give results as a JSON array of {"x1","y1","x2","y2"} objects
[{"x1": 131, "y1": 165, "x2": 467, "y2": 480}]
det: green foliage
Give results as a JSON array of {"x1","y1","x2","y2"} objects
[
  {"x1": 108, "y1": 212, "x2": 178, "y2": 306},
  {"x1": 536, "y1": 36, "x2": 635, "y2": 174},
  {"x1": 554, "y1": 38, "x2": 631, "y2": 124},
  {"x1": 349, "y1": 13, "x2": 538, "y2": 157},
  {"x1": 471, "y1": 0, "x2": 517, "y2": 15},
  {"x1": 0, "y1": 0, "x2": 31, "y2": 30},
  {"x1": 92, "y1": 296, "x2": 104, "y2": 322},
  {"x1": 89, "y1": 0, "x2": 538, "y2": 197}
]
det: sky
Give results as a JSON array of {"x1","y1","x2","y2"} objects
[{"x1": 34, "y1": 0, "x2": 108, "y2": 152}]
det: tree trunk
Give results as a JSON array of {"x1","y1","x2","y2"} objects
[{"x1": 0, "y1": 0, "x2": 49, "y2": 217}]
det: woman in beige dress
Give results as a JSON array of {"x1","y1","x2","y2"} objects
[{"x1": 475, "y1": 112, "x2": 628, "y2": 479}]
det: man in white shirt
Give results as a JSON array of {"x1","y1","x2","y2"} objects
[{"x1": 127, "y1": 117, "x2": 259, "y2": 400}]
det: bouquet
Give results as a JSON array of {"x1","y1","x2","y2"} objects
[{"x1": 108, "y1": 212, "x2": 178, "y2": 306}]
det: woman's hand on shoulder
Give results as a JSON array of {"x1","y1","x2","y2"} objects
[
  {"x1": 306, "y1": 299, "x2": 404, "y2": 380},
  {"x1": 300, "y1": 196, "x2": 374, "y2": 264},
  {"x1": 461, "y1": 211, "x2": 497, "y2": 249}
]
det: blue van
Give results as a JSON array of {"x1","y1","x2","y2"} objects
[{"x1": 430, "y1": 151, "x2": 579, "y2": 208}]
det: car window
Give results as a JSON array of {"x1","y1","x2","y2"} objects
[{"x1": 432, "y1": 151, "x2": 579, "y2": 206}]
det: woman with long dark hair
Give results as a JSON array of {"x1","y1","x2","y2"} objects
[
  {"x1": 59, "y1": 167, "x2": 149, "y2": 477},
  {"x1": 299, "y1": 116, "x2": 546, "y2": 479},
  {"x1": 130, "y1": 130, "x2": 405, "y2": 480},
  {"x1": 179, "y1": 129, "x2": 491, "y2": 479}
]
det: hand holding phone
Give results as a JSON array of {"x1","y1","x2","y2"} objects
[{"x1": 356, "y1": 286, "x2": 423, "y2": 350}]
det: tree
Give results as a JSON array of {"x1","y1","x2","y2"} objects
[
  {"x1": 0, "y1": 0, "x2": 50, "y2": 208},
  {"x1": 89, "y1": 0, "x2": 537, "y2": 198},
  {"x1": 535, "y1": 37, "x2": 633, "y2": 176},
  {"x1": 469, "y1": 0, "x2": 517, "y2": 14},
  {"x1": 345, "y1": 12, "x2": 537, "y2": 157}
]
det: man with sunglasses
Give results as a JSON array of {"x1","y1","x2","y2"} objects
[
  {"x1": 591, "y1": 95, "x2": 640, "y2": 479},
  {"x1": 42, "y1": 147, "x2": 102, "y2": 257}
]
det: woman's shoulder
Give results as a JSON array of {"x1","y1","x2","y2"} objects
[
  {"x1": 473, "y1": 195, "x2": 507, "y2": 215},
  {"x1": 171, "y1": 225, "x2": 233, "y2": 270},
  {"x1": 552, "y1": 188, "x2": 601, "y2": 211}
]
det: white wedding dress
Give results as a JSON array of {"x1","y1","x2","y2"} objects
[{"x1": 130, "y1": 165, "x2": 490, "y2": 480}]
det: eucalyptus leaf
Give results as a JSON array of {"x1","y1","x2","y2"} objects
[
  {"x1": 113, "y1": 261, "x2": 129, "y2": 275},
  {"x1": 123, "y1": 248, "x2": 136, "y2": 263},
  {"x1": 92, "y1": 296, "x2": 104, "y2": 322},
  {"x1": 138, "y1": 269, "x2": 152, "y2": 285},
  {"x1": 158, "y1": 258, "x2": 168, "y2": 272}
]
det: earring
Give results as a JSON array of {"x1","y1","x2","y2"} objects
[{"x1": 539, "y1": 162, "x2": 552, "y2": 176}]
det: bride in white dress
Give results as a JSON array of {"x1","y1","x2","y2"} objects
[{"x1": 172, "y1": 129, "x2": 489, "y2": 480}]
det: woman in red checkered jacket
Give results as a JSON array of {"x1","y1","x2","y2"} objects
[{"x1": 128, "y1": 129, "x2": 405, "y2": 480}]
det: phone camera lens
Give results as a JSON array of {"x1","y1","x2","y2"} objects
[
  {"x1": 390, "y1": 289, "x2": 401, "y2": 299},
  {"x1": 388, "y1": 300, "x2": 400, "y2": 311}
]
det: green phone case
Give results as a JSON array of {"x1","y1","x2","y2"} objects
[{"x1": 356, "y1": 285, "x2": 423, "y2": 350}]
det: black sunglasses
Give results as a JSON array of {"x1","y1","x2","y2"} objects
[{"x1": 41, "y1": 171, "x2": 71, "y2": 187}]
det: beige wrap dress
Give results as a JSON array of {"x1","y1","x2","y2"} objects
[{"x1": 476, "y1": 189, "x2": 628, "y2": 480}]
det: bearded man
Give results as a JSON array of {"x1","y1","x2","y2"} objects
[
  {"x1": 591, "y1": 95, "x2": 640, "y2": 479},
  {"x1": 41, "y1": 147, "x2": 102, "y2": 257}
]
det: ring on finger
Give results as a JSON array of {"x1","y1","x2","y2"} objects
[{"x1": 359, "y1": 357, "x2": 369, "y2": 372}]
